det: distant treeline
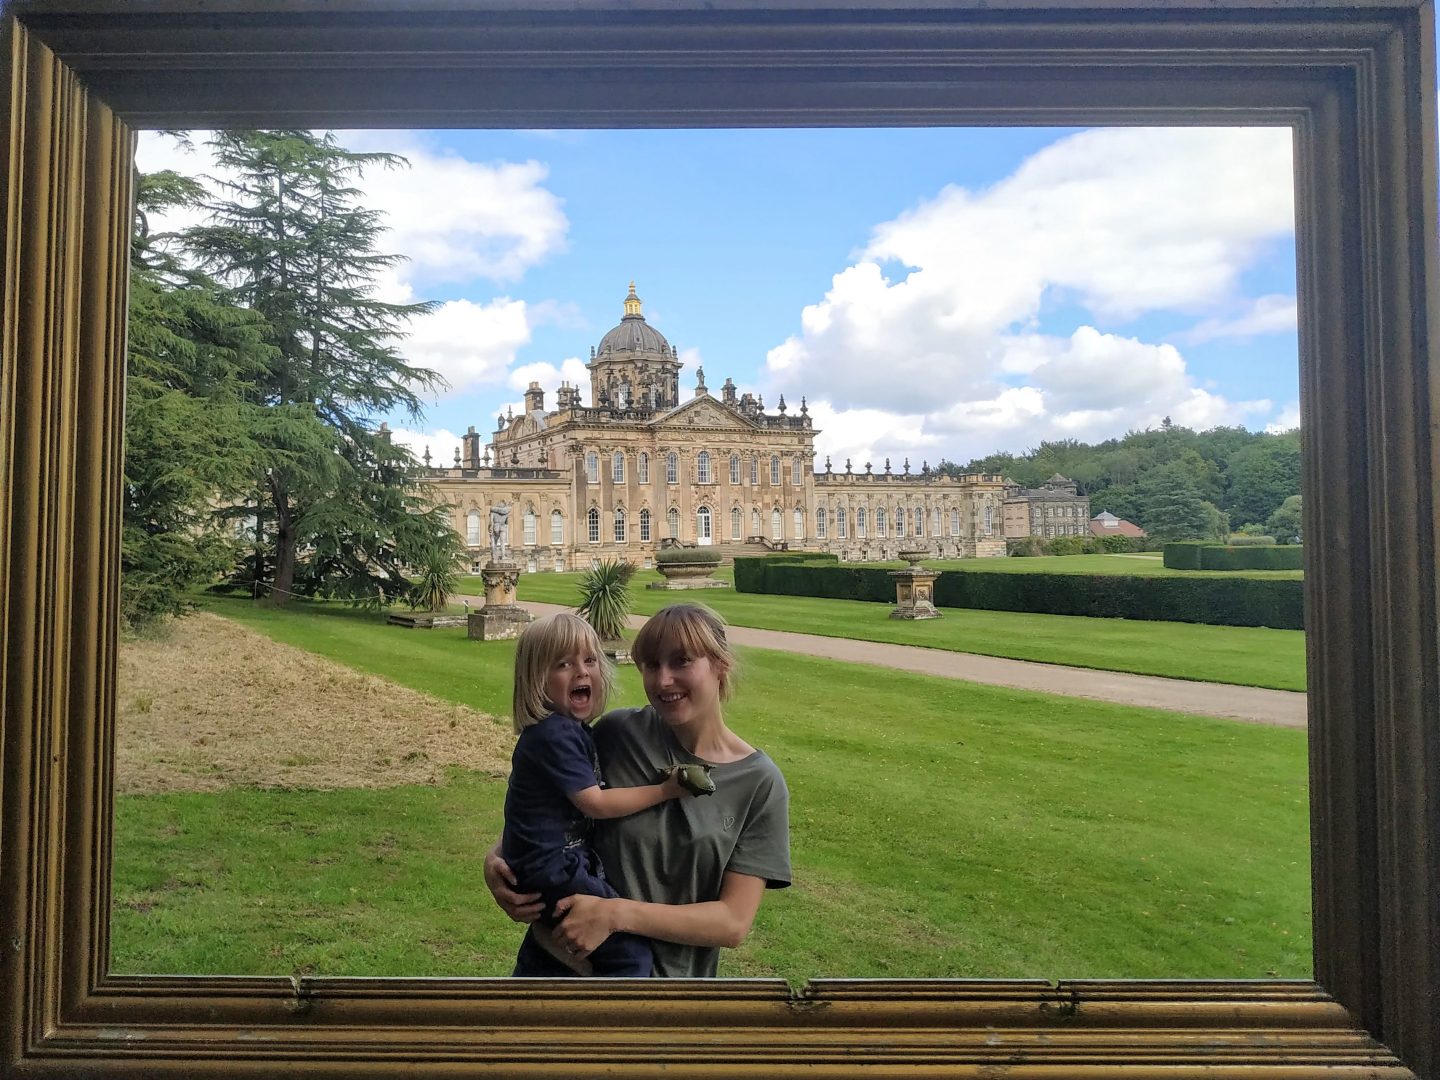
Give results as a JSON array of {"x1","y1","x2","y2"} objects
[{"x1": 938, "y1": 421, "x2": 1302, "y2": 541}]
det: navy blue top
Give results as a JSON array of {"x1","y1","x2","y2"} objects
[{"x1": 501, "y1": 712, "x2": 604, "y2": 886}]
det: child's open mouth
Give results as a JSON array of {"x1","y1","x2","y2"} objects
[{"x1": 569, "y1": 686, "x2": 591, "y2": 707}]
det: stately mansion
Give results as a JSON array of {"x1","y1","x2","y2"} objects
[{"x1": 421, "y1": 284, "x2": 1010, "y2": 572}]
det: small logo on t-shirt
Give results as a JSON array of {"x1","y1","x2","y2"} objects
[{"x1": 722, "y1": 815, "x2": 736, "y2": 831}]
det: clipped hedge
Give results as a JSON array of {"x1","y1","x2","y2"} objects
[
  {"x1": 734, "y1": 555, "x2": 1303, "y2": 629},
  {"x1": 732, "y1": 553, "x2": 836, "y2": 593},
  {"x1": 1164, "y1": 543, "x2": 1303, "y2": 571}
]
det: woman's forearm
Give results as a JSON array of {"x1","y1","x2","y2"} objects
[{"x1": 610, "y1": 873, "x2": 766, "y2": 949}]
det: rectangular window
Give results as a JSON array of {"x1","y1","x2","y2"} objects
[
  {"x1": 638, "y1": 454, "x2": 649, "y2": 484},
  {"x1": 730, "y1": 456, "x2": 740, "y2": 484},
  {"x1": 666, "y1": 454, "x2": 679, "y2": 484},
  {"x1": 585, "y1": 453, "x2": 599, "y2": 484},
  {"x1": 523, "y1": 512, "x2": 536, "y2": 546},
  {"x1": 770, "y1": 456, "x2": 781, "y2": 485},
  {"x1": 817, "y1": 509, "x2": 827, "y2": 539},
  {"x1": 749, "y1": 457, "x2": 758, "y2": 485},
  {"x1": 551, "y1": 513, "x2": 563, "y2": 545},
  {"x1": 612, "y1": 454, "x2": 624, "y2": 483},
  {"x1": 792, "y1": 457, "x2": 803, "y2": 486},
  {"x1": 951, "y1": 509, "x2": 960, "y2": 536}
]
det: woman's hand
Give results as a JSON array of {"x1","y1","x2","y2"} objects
[
  {"x1": 484, "y1": 849, "x2": 544, "y2": 924},
  {"x1": 551, "y1": 893, "x2": 619, "y2": 955}
]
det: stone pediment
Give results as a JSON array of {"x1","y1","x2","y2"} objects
[{"x1": 651, "y1": 396, "x2": 755, "y2": 432}]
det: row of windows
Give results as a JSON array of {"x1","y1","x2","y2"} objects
[
  {"x1": 585, "y1": 505, "x2": 807, "y2": 543},
  {"x1": 585, "y1": 451, "x2": 805, "y2": 487},
  {"x1": 467, "y1": 509, "x2": 565, "y2": 546},
  {"x1": 469, "y1": 502, "x2": 998, "y2": 548},
  {"x1": 814, "y1": 505, "x2": 995, "y2": 540}
]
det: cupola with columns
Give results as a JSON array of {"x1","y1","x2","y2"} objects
[{"x1": 586, "y1": 281, "x2": 682, "y2": 411}]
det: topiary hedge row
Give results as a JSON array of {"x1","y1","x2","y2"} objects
[
  {"x1": 734, "y1": 555, "x2": 1304, "y2": 629},
  {"x1": 1163, "y1": 543, "x2": 1303, "y2": 571}
]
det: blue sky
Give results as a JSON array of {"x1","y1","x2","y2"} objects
[{"x1": 137, "y1": 125, "x2": 1300, "y2": 469}]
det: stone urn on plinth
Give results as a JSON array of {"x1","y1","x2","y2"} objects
[
  {"x1": 649, "y1": 544, "x2": 728, "y2": 590},
  {"x1": 468, "y1": 502, "x2": 535, "y2": 641},
  {"x1": 889, "y1": 550, "x2": 941, "y2": 620}
]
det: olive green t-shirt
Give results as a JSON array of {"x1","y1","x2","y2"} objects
[{"x1": 591, "y1": 706, "x2": 791, "y2": 978}]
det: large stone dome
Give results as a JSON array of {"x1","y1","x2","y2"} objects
[{"x1": 596, "y1": 282, "x2": 671, "y2": 355}]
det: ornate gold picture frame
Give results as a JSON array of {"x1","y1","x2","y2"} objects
[{"x1": 2, "y1": 2, "x2": 1436, "y2": 1076}]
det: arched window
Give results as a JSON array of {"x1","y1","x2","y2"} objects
[
  {"x1": 667, "y1": 507, "x2": 680, "y2": 539},
  {"x1": 749, "y1": 456, "x2": 759, "y2": 485},
  {"x1": 697, "y1": 451, "x2": 712, "y2": 484},
  {"x1": 876, "y1": 507, "x2": 887, "y2": 536},
  {"x1": 666, "y1": 452, "x2": 679, "y2": 485},
  {"x1": 932, "y1": 507, "x2": 942, "y2": 536},
  {"x1": 731, "y1": 507, "x2": 742, "y2": 540},
  {"x1": 638, "y1": 452, "x2": 650, "y2": 484},
  {"x1": 983, "y1": 505, "x2": 993, "y2": 535},
  {"x1": 751, "y1": 507, "x2": 761, "y2": 536},
  {"x1": 913, "y1": 507, "x2": 925, "y2": 537},
  {"x1": 523, "y1": 509, "x2": 536, "y2": 546},
  {"x1": 857, "y1": 507, "x2": 867, "y2": 538},
  {"x1": 639, "y1": 508, "x2": 652, "y2": 542},
  {"x1": 585, "y1": 452, "x2": 599, "y2": 484},
  {"x1": 817, "y1": 507, "x2": 828, "y2": 538},
  {"x1": 729, "y1": 454, "x2": 741, "y2": 484},
  {"x1": 770, "y1": 455, "x2": 781, "y2": 485},
  {"x1": 697, "y1": 505, "x2": 712, "y2": 541},
  {"x1": 838, "y1": 508, "x2": 848, "y2": 539},
  {"x1": 793, "y1": 507, "x2": 805, "y2": 539},
  {"x1": 466, "y1": 510, "x2": 481, "y2": 546},
  {"x1": 896, "y1": 507, "x2": 907, "y2": 538},
  {"x1": 614, "y1": 508, "x2": 627, "y2": 543},
  {"x1": 587, "y1": 507, "x2": 600, "y2": 543},
  {"x1": 612, "y1": 452, "x2": 625, "y2": 483},
  {"x1": 792, "y1": 457, "x2": 803, "y2": 486},
  {"x1": 771, "y1": 507, "x2": 782, "y2": 540},
  {"x1": 550, "y1": 509, "x2": 563, "y2": 545}
]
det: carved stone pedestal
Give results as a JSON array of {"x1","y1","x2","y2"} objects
[
  {"x1": 467, "y1": 560, "x2": 533, "y2": 641},
  {"x1": 889, "y1": 551, "x2": 941, "y2": 620}
]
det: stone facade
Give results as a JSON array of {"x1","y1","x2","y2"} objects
[
  {"x1": 1002, "y1": 474, "x2": 1091, "y2": 540},
  {"x1": 422, "y1": 284, "x2": 1008, "y2": 571}
]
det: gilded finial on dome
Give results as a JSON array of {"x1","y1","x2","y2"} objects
[{"x1": 624, "y1": 281, "x2": 643, "y2": 318}]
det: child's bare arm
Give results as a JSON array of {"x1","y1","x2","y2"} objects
[{"x1": 570, "y1": 772, "x2": 686, "y2": 819}]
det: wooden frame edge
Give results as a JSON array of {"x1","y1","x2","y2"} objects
[{"x1": 2, "y1": 3, "x2": 1436, "y2": 1076}]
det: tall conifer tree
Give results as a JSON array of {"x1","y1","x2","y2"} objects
[
  {"x1": 184, "y1": 130, "x2": 454, "y2": 604},
  {"x1": 123, "y1": 169, "x2": 273, "y2": 628}
]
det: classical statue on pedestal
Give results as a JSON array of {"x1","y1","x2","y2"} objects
[{"x1": 488, "y1": 501, "x2": 511, "y2": 563}]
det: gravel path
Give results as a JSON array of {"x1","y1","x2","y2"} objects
[{"x1": 520, "y1": 601, "x2": 1306, "y2": 728}]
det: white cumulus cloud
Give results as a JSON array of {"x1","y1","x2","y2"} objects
[
  {"x1": 402, "y1": 297, "x2": 532, "y2": 397},
  {"x1": 769, "y1": 126, "x2": 1295, "y2": 463}
]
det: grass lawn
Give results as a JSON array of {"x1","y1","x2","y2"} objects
[
  {"x1": 114, "y1": 598, "x2": 1312, "y2": 982},
  {"x1": 459, "y1": 571, "x2": 1307, "y2": 692}
]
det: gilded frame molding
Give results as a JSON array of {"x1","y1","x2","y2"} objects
[{"x1": 1, "y1": 2, "x2": 1436, "y2": 1076}]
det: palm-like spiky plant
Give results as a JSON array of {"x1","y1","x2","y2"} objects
[
  {"x1": 576, "y1": 559, "x2": 636, "y2": 644},
  {"x1": 407, "y1": 532, "x2": 465, "y2": 612}
]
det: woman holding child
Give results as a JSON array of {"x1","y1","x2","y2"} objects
[{"x1": 488, "y1": 602, "x2": 791, "y2": 978}]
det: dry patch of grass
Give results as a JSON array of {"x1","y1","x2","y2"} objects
[{"x1": 117, "y1": 613, "x2": 512, "y2": 794}]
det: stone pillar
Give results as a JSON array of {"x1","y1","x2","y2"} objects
[{"x1": 467, "y1": 559, "x2": 534, "y2": 641}]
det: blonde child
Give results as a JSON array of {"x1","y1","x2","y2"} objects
[{"x1": 502, "y1": 612, "x2": 689, "y2": 976}]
